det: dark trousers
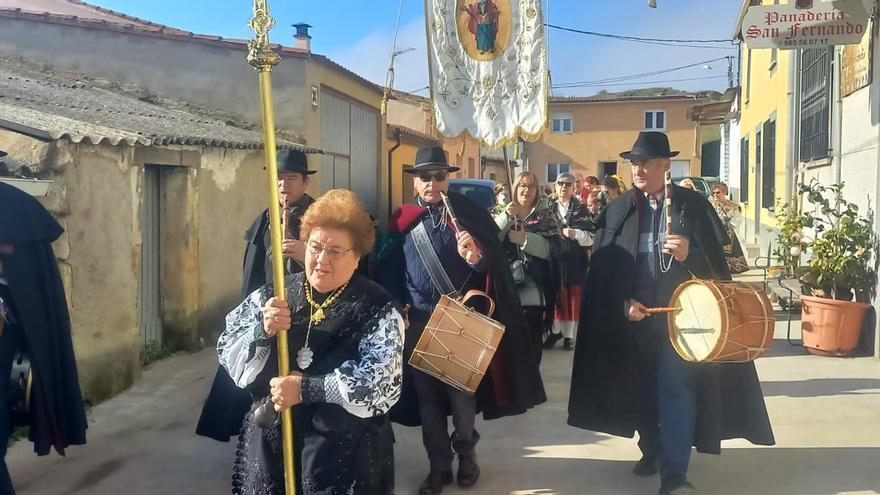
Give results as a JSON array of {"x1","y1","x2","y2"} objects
[
  {"x1": 411, "y1": 369, "x2": 478, "y2": 472},
  {"x1": 633, "y1": 317, "x2": 697, "y2": 487},
  {"x1": 0, "y1": 321, "x2": 21, "y2": 495},
  {"x1": 523, "y1": 307, "x2": 545, "y2": 365}
]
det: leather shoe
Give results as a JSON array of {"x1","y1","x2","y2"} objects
[
  {"x1": 544, "y1": 332, "x2": 562, "y2": 349},
  {"x1": 457, "y1": 455, "x2": 480, "y2": 487},
  {"x1": 418, "y1": 470, "x2": 453, "y2": 495},
  {"x1": 659, "y1": 481, "x2": 696, "y2": 495},
  {"x1": 633, "y1": 456, "x2": 658, "y2": 476}
]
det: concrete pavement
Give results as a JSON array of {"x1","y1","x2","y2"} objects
[{"x1": 7, "y1": 315, "x2": 880, "y2": 494}]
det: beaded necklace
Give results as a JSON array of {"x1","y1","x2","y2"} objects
[
  {"x1": 304, "y1": 280, "x2": 348, "y2": 325},
  {"x1": 296, "y1": 280, "x2": 348, "y2": 369}
]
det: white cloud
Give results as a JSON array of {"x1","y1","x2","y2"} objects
[{"x1": 327, "y1": 17, "x2": 429, "y2": 94}]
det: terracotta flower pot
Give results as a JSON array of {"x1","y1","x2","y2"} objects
[{"x1": 800, "y1": 294, "x2": 870, "y2": 357}]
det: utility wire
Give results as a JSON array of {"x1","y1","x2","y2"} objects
[
  {"x1": 547, "y1": 23, "x2": 738, "y2": 50},
  {"x1": 554, "y1": 56, "x2": 730, "y2": 88},
  {"x1": 552, "y1": 75, "x2": 728, "y2": 89},
  {"x1": 547, "y1": 23, "x2": 735, "y2": 44}
]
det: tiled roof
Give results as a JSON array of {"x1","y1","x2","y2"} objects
[
  {"x1": 0, "y1": 0, "x2": 155, "y2": 26},
  {"x1": 387, "y1": 124, "x2": 440, "y2": 144},
  {"x1": 0, "y1": 58, "x2": 318, "y2": 151},
  {"x1": 0, "y1": 1, "x2": 383, "y2": 94},
  {"x1": 550, "y1": 92, "x2": 705, "y2": 104}
]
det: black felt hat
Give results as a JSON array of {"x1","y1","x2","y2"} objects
[
  {"x1": 277, "y1": 149, "x2": 316, "y2": 175},
  {"x1": 403, "y1": 146, "x2": 461, "y2": 174},
  {"x1": 620, "y1": 131, "x2": 680, "y2": 160}
]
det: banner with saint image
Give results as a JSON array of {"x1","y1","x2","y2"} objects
[{"x1": 425, "y1": 0, "x2": 548, "y2": 148}]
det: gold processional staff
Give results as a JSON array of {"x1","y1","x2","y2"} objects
[{"x1": 246, "y1": 1, "x2": 297, "y2": 493}]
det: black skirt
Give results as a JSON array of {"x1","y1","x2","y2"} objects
[{"x1": 232, "y1": 399, "x2": 395, "y2": 495}]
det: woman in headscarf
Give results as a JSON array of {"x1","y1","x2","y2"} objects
[
  {"x1": 492, "y1": 172, "x2": 562, "y2": 364},
  {"x1": 218, "y1": 189, "x2": 404, "y2": 494}
]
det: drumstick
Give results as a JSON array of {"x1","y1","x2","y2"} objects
[{"x1": 644, "y1": 306, "x2": 681, "y2": 314}]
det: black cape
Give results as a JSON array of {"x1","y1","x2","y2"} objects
[
  {"x1": 567, "y1": 186, "x2": 775, "y2": 454},
  {"x1": 376, "y1": 192, "x2": 546, "y2": 425},
  {"x1": 0, "y1": 182, "x2": 87, "y2": 455},
  {"x1": 196, "y1": 196, "x2": 313, "y2": 442},
  {"x1": 549, "y1": 196, "x2": 591, "y2": 288}
]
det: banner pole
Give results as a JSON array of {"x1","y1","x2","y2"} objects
[{"x1": 247, "y1": 2, "x2": 296, "y2": 494}]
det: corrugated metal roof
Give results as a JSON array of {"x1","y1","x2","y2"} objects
[{"x1": 0, "y1": 59, "x2": 319, "y2": 152}]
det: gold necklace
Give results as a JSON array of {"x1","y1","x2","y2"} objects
[{"x1": 303, "y1": 280, "x2": 348, "y2": 325}]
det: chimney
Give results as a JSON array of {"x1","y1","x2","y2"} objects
[{"x1": 292, "y1": 23, "x2": 312, "y2": 52}]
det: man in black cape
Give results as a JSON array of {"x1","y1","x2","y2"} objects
[
  {"x1": 375, "y1": 146, "x2": 545, "y2": 495},
  {"x1": 567, "y1": 132, "x2": 774, "y2": 495},
  {"x1": 196, "y1": 149, "x2": 316, "y2": 442},
  {"x1": 0, "y1": 177, "x2": 88, "y2": 493}
]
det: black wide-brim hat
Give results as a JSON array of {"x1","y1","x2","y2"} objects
[
  {"x1": 620, "y1": 131, "x2": 680, "y2": 160},
  {"x1": 277, "y1": 149, "x2": 317, "y2": 175},
  {"x1": 403, "y1": 145, "x2": 461, "y2": 174}
]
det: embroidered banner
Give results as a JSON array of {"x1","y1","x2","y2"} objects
[{"x1": 425, "y1": 0, "x2": 548, "y2": 148}]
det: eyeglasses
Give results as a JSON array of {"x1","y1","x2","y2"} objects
[
  {"x1": 417, "y1": 171, "x2": 448, "y2": 183},
  {"x1": 307, "y1": 241, "x2": 353, "y2": 260},
  {"x1": 556, "y1": 182, "x2": 574, "y2": 187}
]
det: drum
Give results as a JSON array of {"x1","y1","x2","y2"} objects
[
  {"x1": 409, "y1": 290, "x2": 505, "y2": 394},
  {"x1": 668, "y1": 279, "x2": 774, "y2": 363}
]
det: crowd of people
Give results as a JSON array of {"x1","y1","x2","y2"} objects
[
  {"x1": 0, "y1": 131, "x2": 768, "y2": 495},
  {"x1": 192, "y1": 131, "x2": 774, "y2": 495}
]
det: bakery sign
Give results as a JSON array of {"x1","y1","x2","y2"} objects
[{"x1": 742, "y1": 0, "x2": 870, "y2": 50}]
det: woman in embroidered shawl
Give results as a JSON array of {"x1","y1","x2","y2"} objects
[
  {"x1": 218, "y1": 189, "x2": 404, "y2": 495},
  {"x1": 710, "y1": 181, "x2": 749, "y2": 274},
  {"x1": 545, "y1": 172, "x2": 593, "y2": 351},
  {"x1": 492, "y1": 172, "x2": 562, "y2": 365}
]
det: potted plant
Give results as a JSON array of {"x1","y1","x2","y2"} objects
[
  {"x1": 796, "y1": 180, "x2": 879, "y2": 356},
  {"x1": 773, "y1": 199, "x2": 809, "y2": 279}
]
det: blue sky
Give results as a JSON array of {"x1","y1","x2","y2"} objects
[{"x1": 87, "y1": 0, "x2": 743, "y2": 96}]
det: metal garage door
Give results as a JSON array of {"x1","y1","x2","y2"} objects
[{"x1": 320, "y1": 90, "x2": 379, "y2": 215}]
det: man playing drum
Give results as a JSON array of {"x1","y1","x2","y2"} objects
[
  {"x1": 376, "y1": 146, "x2": 545, "y2": 495},
  {"x1": 567, "y1": 132, "x2": 775, "y2": 495}
]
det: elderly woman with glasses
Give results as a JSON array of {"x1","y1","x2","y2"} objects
[
  {"x1": 493, "y1": 171, "x2": 562, "y2": 364},
  {"x1": 710, "y1": 182, "x2": 748, "y2": 274},
  {"x1": 545, "y1": 172, "x2": 592, "y2": 351},
  {"x1": 218, "y1": 189, "x2": 404, "y2": 495}
]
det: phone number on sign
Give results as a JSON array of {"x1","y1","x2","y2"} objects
[{"x1": 781, "y1": 38, "x2": 830, "y2": 47}]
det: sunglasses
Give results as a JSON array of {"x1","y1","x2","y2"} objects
[
  {"x1": 556, "y1": 181, "x2": 574, "y2": 187},
  {"x1": 417, "y1": 171, "x2": 449, "y2": 183}
]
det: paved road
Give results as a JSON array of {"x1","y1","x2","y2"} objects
[{"x1": 7, "y1": 317, "x2": 880, "y2": 495}]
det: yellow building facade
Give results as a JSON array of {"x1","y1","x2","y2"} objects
[
  {"x1": 527, "y1": 94, "x2": 706, "y2": 188},
  {"x1": 385, "y1": 91, "x2": 482, "y2": 210},
  {"x1": 734, "y1": 0, "x2": 796, "y2": 248}
]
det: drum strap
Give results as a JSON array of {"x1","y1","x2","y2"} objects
[{"x1": 412, "y1": 223, "x2": 459, "y2": 298}]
